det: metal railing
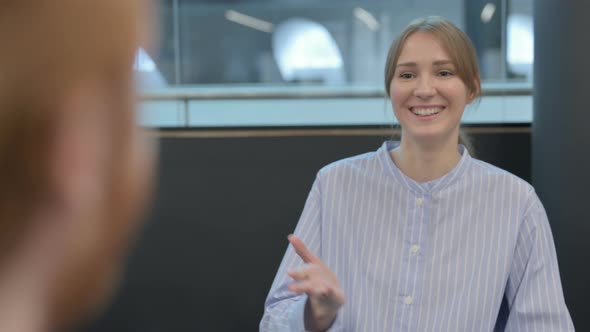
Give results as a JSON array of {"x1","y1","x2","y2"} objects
[{"x1": 139, "y1": 82, "x2": 532, "y2": 101}]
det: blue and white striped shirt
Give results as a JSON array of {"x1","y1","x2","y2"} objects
[{"x1": 260, "y1": 141, "x2": 573, "y2": 331}]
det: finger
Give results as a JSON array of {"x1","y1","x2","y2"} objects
[
  {"x1": 288, "y1": 234, "x2": 318, "y2": 264},
  {"x1": 287, "y1": 281, "x2": 308, "y2": 294},
  {"x1": 308, "y1": 285, "x2": 329, "y2": 299},
  {"x1": 289, "y1": 282, "x2": 331, "y2": 301},
  {"x1": 333, "y1": 287, "x2": 346, "y2": 305},
  {"x1": 288, "y1": 280, "x2": 323, "y2": 296},
  {"x1": 287, "y1": 265, "x2": 313, "y2": 281},
  {"x1": 317, "y1": 286, "x2": 346, "y2": 306}
]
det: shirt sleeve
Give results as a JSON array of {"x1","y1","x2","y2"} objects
[
  {"x1": 259, "y1": 175, "x2": 325, "y2": 332},
  {"x1": 503, "y1": 190, "x2": 575, "y2": 331}
]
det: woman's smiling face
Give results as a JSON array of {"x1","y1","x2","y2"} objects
[{"x1": 389, "y1": 31, "x2": 474, "y2": 145}]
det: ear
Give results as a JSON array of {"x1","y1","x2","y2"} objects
[
  {"x1": 466, "y1": 92, "x2": 475, "y2": 104},
  {"x1": 466, "y1": 79, "x2": 480, "y2": 104}
]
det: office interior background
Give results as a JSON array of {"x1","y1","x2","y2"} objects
[{"x1": 80, "y1": 0, "x2": 590, "y2": 330}]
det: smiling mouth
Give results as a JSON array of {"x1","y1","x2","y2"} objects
[{"x1": 409, "y1": 106, "x2": 445, "y2": 116}]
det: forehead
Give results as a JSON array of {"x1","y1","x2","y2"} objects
[{"x1": 398, "y1": 31, "x2": 451, "y2": 62}]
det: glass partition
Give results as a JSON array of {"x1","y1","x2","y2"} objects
[{"x1": 137, "y1": 0, "x2": 534, "y2": 127}]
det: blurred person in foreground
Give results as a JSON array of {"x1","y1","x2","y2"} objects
[{"x1": 0, "y1": 1, "x2": 156, "y2": 331}]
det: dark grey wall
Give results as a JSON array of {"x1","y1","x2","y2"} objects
[
  {"x1": 78, "y1": 127, "x2": 541, "y2": 332},
  {"x1": 534, "y1": 1, "x2": 590, "y2": 330}
]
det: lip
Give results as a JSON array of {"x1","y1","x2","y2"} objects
[{"x1": 408, "y1": 105, "x2": 446, "y2": 121}]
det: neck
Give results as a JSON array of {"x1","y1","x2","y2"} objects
[{"x1": 391, "y1": 135, "x2": 462, "y2": 182}]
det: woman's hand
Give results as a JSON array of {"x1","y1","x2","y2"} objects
[{"x1": 287, "y1": 234, "x2": 345, "y2": 331}]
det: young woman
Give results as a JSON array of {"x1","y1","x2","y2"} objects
[{"x1": 260, "y1": 16, "x2": 573, "y2": 331}]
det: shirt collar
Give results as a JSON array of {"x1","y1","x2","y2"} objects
[{"x1": 379, "y1": 141, "x2": 472, "y2": 195}]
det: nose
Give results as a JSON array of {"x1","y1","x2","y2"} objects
[{"x1": 413, "y1": 75, "x2": 436, "y2": 98}]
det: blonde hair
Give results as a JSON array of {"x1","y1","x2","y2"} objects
[
  {"x1": 384, "y1": 16, "x2": 481, "y2": 152},
  {"x1": 0, "y1": 0, "x2": 143, "y2": 263}
]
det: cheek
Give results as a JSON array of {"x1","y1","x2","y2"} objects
[
  {"x1": 390, "y1": 84, "x2": 409, "y2": 109},
  {"x1": 447, "y1": 82, "x2": 472, "y2": 106}
]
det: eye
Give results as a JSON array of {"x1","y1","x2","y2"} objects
[
  {"x1": 399, "y1": 72, "x2": 415, "y2": 79},
  {"x1": 438, "y1": 70, "x2": 454, "y2": 77}
]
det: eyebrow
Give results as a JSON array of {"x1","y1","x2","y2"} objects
[{"x1": 396, "y1": 60, "x2": 454, "y2": 68}]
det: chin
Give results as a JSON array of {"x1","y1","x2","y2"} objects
[
  {"x1": 407, "y1": 130, "x2": 448, "y2": 143},
  {"x1": 402, "y1": 123, "x2": 459, "y2": 143}
]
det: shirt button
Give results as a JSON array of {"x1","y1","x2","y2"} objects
[
  {"x1": 404, "y1": 296, "x2": 413, "y2": 305},
  {"x1": 416, "y1": 198, "x2": 424, "y2": 206},
  {"x1": 410, "y1": 244, "x2": 420, "y2": 255}
]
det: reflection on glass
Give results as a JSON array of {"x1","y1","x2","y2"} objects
[
  {"x1": 272, "y1": 18, "x2": 344, "y2": 84},
  {"x1": 480, "y1": 3, "x2": 496, "y2": 23},
  {"x1": 507, "y1": 14, "x2": 533, "y2": 81},
  {"x1": 225, "y1": 9, "x2": 274, "y2": 33},
  {"x1": 353, "y1": 7, "x2": 380, "y2": 31},
  {"x1": 134, "y1": 48, "x2": 167, "y2": 89},
  {"x1": 147, "y1": 0, "x2": 534, "y2": 86}
]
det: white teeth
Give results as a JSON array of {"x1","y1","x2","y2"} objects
[{"x1": 411, "y1": 107, "x2": 443, "y2": 116}]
